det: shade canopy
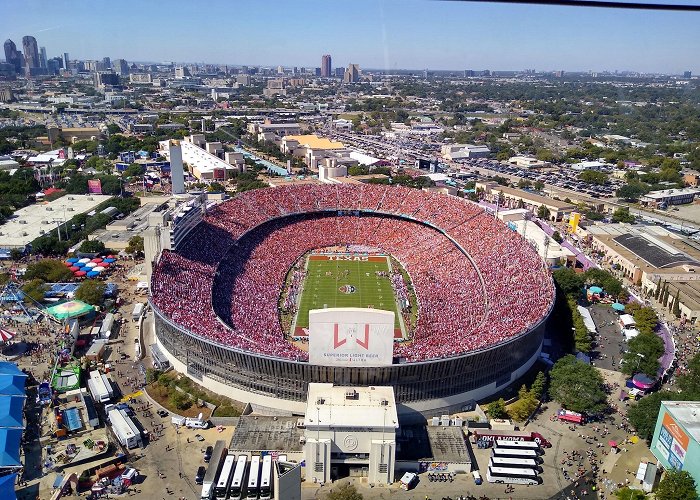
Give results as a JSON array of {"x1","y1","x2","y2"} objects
[
  {"x1": 612, "y1": 303, "x2": 625, "y2": 312},
  {"x1": 69, "y1": 266, "x2": 79, "y2": 272},
  {"x1": 84, "y1": 262, "x2": 97, "y2": 269},
  {"x1": 103, "y1": 258, "x2": 116, "y2": 263},
  {"x1": 86, "y1": 271, "x2": 100, "y2": 278},
  {"x1": 90, "y1": 258, "x2": 102, "y2": 263},
  {"x1": 632, "y1": 373, "x2": 655, "y2": 389},
  {"x1": 46, "y1": 300, "x2": 93, "y2": 320},
  {"x1": 78, "y1": 258, "x2": 90, "y2": 264},
  {"x1": 0, "y1": 328, "x2": 15, "y2": 343},
  {"x1": 63, "y1": 261, "x2": 72, "y2": 267},
  {"x1": 589, "y1": 286, "x2": 603, "y2": 294},
  {"x1": 66, "y1": 258, "x2": 79, "y2": 263},
  {"x1": 92, "y1": 266, "x2": 105, "y2": 272},
  {"x1": 74, "y1": 271, "x2": 87, "y2": 277}
]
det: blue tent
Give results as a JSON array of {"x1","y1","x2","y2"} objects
[
  {"x1": 0, "y1": 428, "x2": 22, "y2": 467},
  {"x1": 612, "y1": 303, "x2": 625, "y2": 312},
  {"x1": 588, "y1": 286, "x2": 603, "y2": 294},
  {"x1": 0, "y1": 363, "x2": 26, "y2": 396},
  {"x1": 0, "y1": 397, "x2": 25, "y2": 428},
  {"x1": 0, "y1": 473, "x2": 17, "y2": 500},
  {"x1": 87, "y1": 271, "x2": 100, "y2": 278}
]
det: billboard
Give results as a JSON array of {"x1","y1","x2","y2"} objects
[
  {"x1": 308, "y1": 308, "x2": 394, "y2": 367},
  {"x1": 656, "y1": 412, "x2": 689, "y2": 470},
  {"x1": 87, "y1": 179, "x2": 102, "y2": 194}
]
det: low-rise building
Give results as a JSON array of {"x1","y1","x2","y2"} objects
[
  {"x1": 441, "y1": 144, "x2": 491, "y2": 160},
  {"x1": 640, "y1": 188, "x2": 700, "y2": 208},
  {"x1": 304, "y1": 384, "x2": 397, "y2": 486},
  {"x1": 507, "y1": 156, "x2": 551, "y2": 169},
  {"x1": 476, "y1": 182, "x2": 575, "y2": 222}
]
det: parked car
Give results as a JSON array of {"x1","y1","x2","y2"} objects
[
  {"x1": 195, "y1": 466, "x2": 205, "y2": 485},
  {"x1": 203, "y1": 445, "x2": 213, "y2": 462}
]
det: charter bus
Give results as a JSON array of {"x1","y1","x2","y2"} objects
[
  {"x1": 213, "y1": 455, "x2": 236, "y2": 500},
  {"x1": 246, "y1": 455, "x2": 261, "y2": 500},
  {"x1": 487, "y1": 466, "x2": 540, "y2": 485},
  {"x1": 228, "y1": 455, "x2": 248, "y2": 500},
  {"x1": 495, "y1": 439, "x2": 542, "y2": 452},
  {"x1": 489, "y1": 456, "x2": 540, "y2": 471},
  {"x1": 201, "y1": 440, "x2": 227, "y2": 500},
  {"x1": 491, "y1": 448, "x2": 540, "y2": 461},
  {"x1": 259, "y1": 455, "x2": 272, "y2": 500}
]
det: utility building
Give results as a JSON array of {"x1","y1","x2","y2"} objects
[{"x1": 303, "y1": 383, "x2": 397, "y2": 485}]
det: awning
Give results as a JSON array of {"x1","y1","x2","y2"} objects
[{"x1": 612, "y1": 303, "x2": 625, "y2": 312}]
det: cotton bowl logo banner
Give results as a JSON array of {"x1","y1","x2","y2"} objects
[{"x1": 308, "y1": 307, "x2": 394, "y2": 367}]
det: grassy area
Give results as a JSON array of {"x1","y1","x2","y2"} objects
[
  {"x1": 295, "y1": 255, "x2": 401, "y2": 331},
  {"x1": 146, "y1": 370, "x2": 243, "y2": 417}
]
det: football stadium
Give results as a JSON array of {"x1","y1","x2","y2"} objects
[{"x1": 150, "y1": 184, "x2": 556, "y2": 415}]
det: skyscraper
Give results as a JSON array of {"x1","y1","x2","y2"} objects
[
  {"x1": 114, "y1": 58, "x2": 129, "y2": 75},
  {"x1": 321, "y1": 54, "x2": 331, "y2": 77},
  {"x1": 39, "y1": 46, "x2": 47, "y2": 68},
  {"x1": 22, "y1": 36, "x2": 39, "y2": 74},
  {"x1": 3, "y1": 39, "x2": 22, "y2": 73},
  {"x1": 343, "y1": 63, "x2": 360, "y2": 83},
  {"x1": 63, "y1": 52, "x2": 70, "y2": 68}
]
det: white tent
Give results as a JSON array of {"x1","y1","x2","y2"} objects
[{"x1": 577, "y1": 305, "x2": 597, "y2": 334}]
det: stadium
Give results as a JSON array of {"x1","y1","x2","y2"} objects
[{"x1": 150, "y1": 184, "x2": 556, "y2": 415}]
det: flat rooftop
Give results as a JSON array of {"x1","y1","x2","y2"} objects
[
  {"x1": 424, "y1": 426, "x2": 471, "y2": 463},
  {"x1": 0, "y1": 194, "x2": 112, "y2": 248},
  {"x1": 229, "y1": 416, "x2": 304, "y2": 453},
  {"x1": 663, "y1": 401, "x2": 700, "y2": 442},
  {"x1": 613, "y1": 233, "x2": 699, "y2": 269},
  {"x1": 304, "y1": 384, "x2": 399, "y2": 430}
]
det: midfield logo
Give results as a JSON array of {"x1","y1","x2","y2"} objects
[{"x1": 333, "y1": 323, "x2": 370, "y2": 350}]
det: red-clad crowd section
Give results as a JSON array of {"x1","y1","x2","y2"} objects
[{"x1": 150, "y1": 184, "x2": 554, "y2": 362}]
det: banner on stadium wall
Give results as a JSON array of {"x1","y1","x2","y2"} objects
[
  {"x1": 87, "y1": 179, "x2": 102, "y2": 194},
  {"x1": 308, "y1": 308, "x2": 394, "y2": 367}
]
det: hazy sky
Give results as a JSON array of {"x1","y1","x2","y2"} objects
[{"x1": 3, "y1": 0, "x2": 700, "y2": 73}]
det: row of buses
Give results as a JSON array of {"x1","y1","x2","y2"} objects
[
  {"x1": 202, "y1": 447, "x2": 273, "y2": 500},
  {"x1": 486, "y1": 440, "x2": 544, "y2": 485}
]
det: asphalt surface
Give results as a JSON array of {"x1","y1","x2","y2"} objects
[{"x1": 588, "y1": 303, "x2": 627, "y2": 372}]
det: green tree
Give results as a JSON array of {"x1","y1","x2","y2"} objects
[
  {"x1": 678, "y1": 352, "x2": 700, "y2": 395},
  {"x1": 612, "y1": 207, "x2": 636, "y2": 224},
  {"x1": 617, "y1": 183, "x2": 647, "y2": 201},
  {"x1": 631, "y1": 306, "x2": 659, "y2": 336},
  {"x1": 123, "y1": 163, "x2": 144, "y2": 178},
  {"x1": 549, "y1": 355, "x2": 607, "y2": 414},
  {"x1": 21, "y1": 279, "x2": 47, "y2": 303},
  {"x1": 509, "y1": 385, "x2": 539, "y2": 421},
  {"x1": 578, "y1": 170, "x2": 608, "y2": 185},
  {"x1": 79, "y1": 240, "x2": 106, "y2": 254},
  {"x1": 74, "y1": 279, "x2": 106, "y2": 306},
  {"x1": 551, "y1": 231, "x2": 563, "y2": 243},
  {"x1": 125, "y1": 235, "x2": 144, "y2": 256},
  {"x1": 326, "y1": 483, "x2": 363, "y2": 500},
  {"x1": 672, "y1": 290, "x2": 681, "y2": 318},
  {"x1": 552, "y1": 267, "x2": 584, "y2": 296},
  {"x1": 487, "y1": 398, "x2": 508, "y2": 419},
  {"x1": 534, "y1": 180, "x2": 545, "y2": 191},
  {"x1": 621, "y1": 333, "x2": 664, "y2": 376},
  {"x1": 537, "y1": 204, "x2": 551, "y2": 220},
  {"x1": 656, "y1": 470, "x2": 698, "y2": 500},
  {"x1": 25, "y1": 259, "x2": 74, "y2": 282},
  {"x1": 614, "y1": 487, "x2": 647, "y2": 500},
  {"x1": 531, "y1": 371, "x2": 547, "y2": 399},
  {"x1": 169, "y1": 390, "x2": 192, "y2": 411}
]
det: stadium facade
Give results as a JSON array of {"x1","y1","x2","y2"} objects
[{"x1": 149, "y1": 184, "x2": 555, "y2": 417}]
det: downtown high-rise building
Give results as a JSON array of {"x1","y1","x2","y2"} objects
[
  {"x1": 343, "y1": 63, "x2": 360, "y2": 83},
  {"x1": 3, "y1": 39, "x2": 23, "y2": 73},
  {"x1": 39, "y1": 46, "x2": 47, "y2": 69},
  {"x1": 22, "y1": 35, "x2": 39, "y2": 74},
  {"x1": 321, "y1": 54, "x2": 332, "y2": 77}
]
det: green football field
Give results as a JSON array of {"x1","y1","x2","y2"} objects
[{"x1": 293, "y1": 255, "x2": 403, "y2": 338}]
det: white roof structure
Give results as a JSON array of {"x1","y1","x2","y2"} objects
[
  {"x1": 576, "y1": 306, "x2": 597, "y2": 334},
  {"x1": 304, "y1": 383, "x2": 398, "y2": 430},
  {"x1": 662, "y1": 401, "x2": 700, "y2": 441},
  {"x1": 509, "y1": 219, "x2": 576, "y2": 264},
  {"x1": 159, "y1": 139, "x2": 235, "y2": 179},
  {"x1": 349, "y1": 151, "x2": 381, "y2": 166},
  {"x1": 0, "y1": 194, "x2": 112, "y2": 248}
]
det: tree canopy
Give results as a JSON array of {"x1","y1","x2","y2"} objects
[
  {"x1": 549, "y1": 355, "x2": 607, "y2": 414},
  {"x1": 25, "y1": 259, "x2": 74, "y2": 282},
  {"x1": 325, "y1": 483, "x2": 363, "y2": 500},
  {"x1": 656, "y1": 470, "x2": 698, "y2": 500},
  {"x1": 75, "y1": 279, "x2": 106, "y2": 306}
]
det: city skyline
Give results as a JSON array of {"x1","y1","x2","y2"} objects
[{"x1": 2, "y1": 0, "x2": 700, "y2": 74}]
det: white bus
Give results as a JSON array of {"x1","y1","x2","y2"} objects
[
  {"x1": 259, "y1": 455, "x2": 272, "y2": 500},
  {"x1": 246, "y1": 455, "x2": 261, "y2": 500},
  {"x1": 229, "y1": 455, "x2": 247, "y2": 500},
  {"x1": 495, "y1": 439, "x2": 542, "y2": 452},
  {"x1": 487, "y1": 466, "x2": 540, "y2": 485},
  {"x1": 88, "y1": 370, "x2": 112, "y2": 403},
  {"x1": 213, "y1": 455, "x2": 236, "y2": 500},
  {"x1": 489, "y1": 456, "x2": 540, "y2": 470},
  {"x1": 491, "y1": 448, "x2": 540, "y2": 461}
]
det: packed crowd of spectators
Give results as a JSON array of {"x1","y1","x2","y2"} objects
[{"x1": 150, "y1": 184, "x2": 555, "y2": 362}]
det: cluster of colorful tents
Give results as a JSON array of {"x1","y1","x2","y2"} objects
[{"x1": 63, "y1": 256, "x2": 117, "y2": 279}]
